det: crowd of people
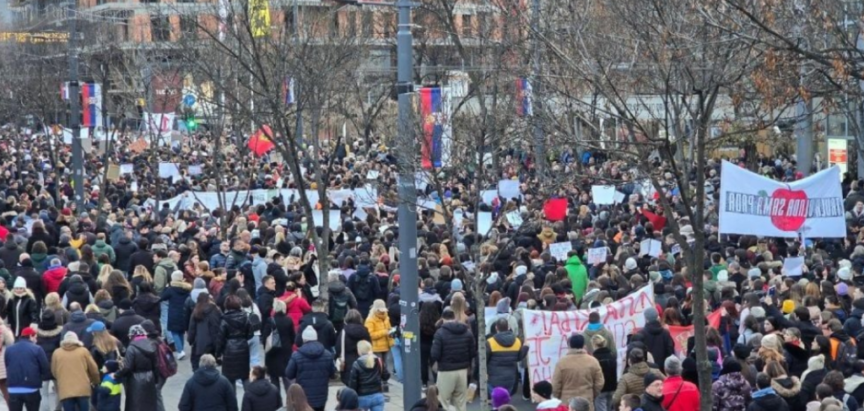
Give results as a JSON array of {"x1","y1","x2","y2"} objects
[{"x1": 2, "y1": 127, "x2": 864, "y2": 411}]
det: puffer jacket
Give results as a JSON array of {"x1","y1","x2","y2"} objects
[
  {"x1": 219, "y1": 309, "x2": 253, "y2": 381},
  {"x1": 348, "y1": 354, "x2": 384, "y2": 396},
  {"x1": 161, "y1": 281, "x2": 192, "y2": 332},
  {"x1": 240, "y1": 378, "x2": 279, "y2": 411},
  {"x1": 336, "y1": 323, "x2": 372, "y2": 386},
  {"x1": 771, "y1": 376, "x2": 804, "y2": 411},
  {"x1": 7, "y1": 291, "x2": 39, "y2": 337},
  {"x1": 485, "y1": 331, "x2": 527, "y2": 393},
  {"x1": 611, "y1": 362, "x2": 665, "y2": 407},
  {"x1": 295, "y1": 312, "x2": 337, "y2": 351},
  {"x1": 42, "y1": 266, "x2": 68, "y2": 294},
  {"x1": 365, "y1": 311, "x2": 394, "y2": 353},
  {"x1": 188, "y1": 303, "x2": 223, "y2": 356},
  {"x1": 113, "y1": 237, "x2": 137, "y2": 274},
  {"x1": 63, "y1": 276, "x2": 92, "y2": 310},
  {"x1": 285, "y1": 341, "x2": 336, "y2": 408},
  {"x1": 431, "y1": 321, "x2": 475, "y2": 372},
  {"x1": 91, "y1": 240, "x2": 115, "y2": 263},
  {"x1": 132, "y1": 292, "x2": 161, "y2": 330},
  {"x1": 713, "y1": 372, "x2": 752, "y2": 411}
]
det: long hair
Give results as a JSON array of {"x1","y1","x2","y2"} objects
[
  {"x1": 92, "y1": 330, "x2": 118, "y2": 355},
  {"x1": 425, "y1": 385, "x2": 441, "y2": 411},
  {"x1": 45, "y1": 292, "x2": 63, "y2": 311},
  {"x1": 357, "y1": 340, "x2": 375, "y2": 368},
  {"x1": 192, "y1": 292, "x2": 213, "y2": 320},
  {"x1": 97, "y1": 264, "x2": 114, "y2": 285},
  {"x1": 450, "y1": 293, "x2": 468, "y2": 324},
  {"x1": 94, "y1": 289, "x2": 111, "y2": 304},
  {"x1": 104, "y1": 270, "x2": 132, "y2": 295},
  {"x1": 420, "y1": 303, "x2": 441, "y2": 336},
  {"x1": 132, "y1": 266, "x2": 153, "y2": 283},
  {"x1": 286, "y1": 384, "x2": 313, "y2": 411}
]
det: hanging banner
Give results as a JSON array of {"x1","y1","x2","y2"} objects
[
  {"x1": 249, "y1": 0, "x2": 271, "y2": 37},
  {"x1": 667, "y1": 310, "x2": 722, "y2": 357},
  {"x1": 718, "y1": 161, "x2": 846, "y2": 238},
  {"x1": 516, "y1": 77, "x2": 533, "y2": 117},
  {"x1": 828, "y1": 138, "x2": 848, "y2": 179},
  {"x1": 523, "y1": 285, "x2": 654, "y2": 384},
  {"x1": 418, "y1": 87, "x2": 451, "y2": 169}
]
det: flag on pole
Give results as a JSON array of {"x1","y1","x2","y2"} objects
[
  {"x1": 81, "y1": 83, "x2": 102, "y2": 128},
  {"x1": 249, "y1": 0, "x2": 271, "y2": 38},
  {"x1": 61, "y1": 82, "x2": 69, "y2": 100},
  {"x1": 248, "y1": 125, "x2": 275, "y2": 156},
  {"x1": 217, "y1": 0, "x2": 228, "y2": 41},
  {"x1": 419, "y1": 87, "x2": 450, "y2": 169},
  {"x1": 516, "y1": 77, "x2": 532, "y2": 117},
  {"x1": 283, "y1": 77, "x2": 295, "y2": 105}
]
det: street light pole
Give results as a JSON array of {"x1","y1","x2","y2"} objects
[
  {"x1": 67, "y1": 0, "x2": 84, "y2": 211},
  {"x1": 531, "y1": 0, "x2": 544, "y2": 177},
  {"x1": 395, "y1": 0, "x2": 420, "y2": 406}
]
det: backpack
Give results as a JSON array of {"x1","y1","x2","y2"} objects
[
  {"x1": 264, "y1": 318, "x2": 281, "y2": 353},
  {"x1": 330, "y1": 292, "x2": 350, "y2": 323},
  {"x1": 247, "y1": 309, "x2": 262, "y2": 333},
  {"x1": 155, "y1": 340, "x2": 178, "y2": 379},
  {"x1": 353, "y1": 275, "x2": 371, "y2": 301},
  {"x1": 835, "y1": 337, "x2": 858, "y2": 377}
]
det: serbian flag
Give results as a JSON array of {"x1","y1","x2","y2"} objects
[
  {"x1": 81, "y1": 83, "x2": 101, "y2": 128},
  {"x1": 543, "y1": 198, "x2": 568, "y2": 221},
  {"x1": 420, "y1": 87, "x2": 444, "y2": 169},
  {"x1": 248, "y1": 125, "x2": 275, "y2": 156},
  {"x1": 283, "y1": 77, "x2": 295, "y2": 105},
  {"x1": 516, "y1": 78, "x2": 532, "y2": 117}
]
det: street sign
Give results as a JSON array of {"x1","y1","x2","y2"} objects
[{"x1": 183, "y1": 94, "x2": 196, "y2": 107}]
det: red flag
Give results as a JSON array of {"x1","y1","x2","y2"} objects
[
  {"x1": 543, "y1": 198, "x2": 568, "y2": 221},
  {"x1": 247, "y1": 125, "x2": 275, "y2": 157}
]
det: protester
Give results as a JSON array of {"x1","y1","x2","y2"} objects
[
  {"x1": 264, "y1": 298, "x2": 295, "y2": 392},
  {"x1": 661, "y1": 356, "x2": 699, "y2": 411},
  {"x1": 336, "y1": 309, "x2": 371, "y2": 387},
  {"x1": 114, "y1": 324, "x2": 159, "y2": 411},
  {"x1": 94, "y1": 360, "x2": 122, "y2": 411},
  {"x1": 612, "y1": 349, "x2": 663, "y2": 409},
  {"x1": 486, "y1": 317, "x2": 527, "y2": 395},
  {"x1": 748, "y1": 372, "x2": 791, "y2": 411},
  {"x1": 551, "y1": 334, "x2": 604, "y2": 411},
  {"x1": 591, "y1": 334, "x2": 617, "y2": 411},
  {"x1": 5, "y1": 326, "x2": 50, "y2": 410},
  {"x1": 178, "y1": 354, "x2": 238, "y2": 411},
  {"x1": 241, "y1": 365, "x2": 281, "y2": 411},
  {"x1": 51, "y1": 331, "x2": 100, "y2": 411},
  {"x1": 431, "y1": 308, "x2": 475, "y2": 411},
  {"x1": 220, "y1": 294, "x2": 253, "y2": 387},
  {"x1": 285, "y1": 327, "x2": 336, "y2": 411},
  {"x1": 531, "y1": 381, "x2": 569, "y2": 411},
  {"x1": 348, "y1": 340, "x2": 386, "y2": 411}
]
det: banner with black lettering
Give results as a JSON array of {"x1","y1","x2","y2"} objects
[{"x1": 719, "y1": 161, "x2": 846, "y2": 238}]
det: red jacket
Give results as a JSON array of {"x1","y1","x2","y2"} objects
[
  {"x1": 43, "y1": 266, "x2": 68, "y2": 294},
  {"x1": 662, "y1": 376, "x2": 700, "y2": 411},
  {"x1": 279, "y1": 292, "x2": 311, "y2": 330}
]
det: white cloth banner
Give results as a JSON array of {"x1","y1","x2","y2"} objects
[
  {"x1": 719, "y1": 161, "x2": 846, "y2": 238},
  {"x1": 522, "y1": 285, "x2": 654, "y2": 384}
]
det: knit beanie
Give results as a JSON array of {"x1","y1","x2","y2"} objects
[{"x1": 491, "y1": 387, "x2": 510, "y2": 409}]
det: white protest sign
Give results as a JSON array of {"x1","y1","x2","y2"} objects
[
  {"x1": 613, "y1": 191, "x2": 626, "y2": 204},
  {"x1": 188, "y1": 165, "x2": 203, "y2": 176},
  {"x1": 328, "y1": 210, "x2": 342, "y2": 232},
  {"x1": 498, "y1": 180, "x2": 521, "y2": 200},
  {"x1": 158, "y1": 163, "x2": 180, "y2": 179},
  {"x1": 119, "y1": 164, "x2": 134, "y2": 175},
  {"x1": 591, "y1": 185, "x2": 616, "y2": 205},
  {"x1": 640, "y1": 239, "x2": 662, "y2": 257},
  {"x1": 506, "y1": 211, "x2": 523, "y2": 228},
  {"x1": 783, "y1": 256, "x2": 804, "y2": 277},
  {"x1": 366, "y1": 170, "x2": 380, "y2": 180},
  {"x1": 481, "y1": 190, "x2": 498, "y2": 205},
  {"x1": 587, "y1": 247, "x2": 607, "y2": 265},
  {"x1": 548, "y1": 242, "x2": 572, "y2": 262},
  {"x1": 312, "y1": 210, "x2": 324, "y2": 228},
  {"x1": 477, "y1": 212, "x2": 493, "y2": 235},
  {"x1": 719, "y1": 161, "x2": 846, "y2": 238},
  {"x1": 523, "y1": 285, "x2": 654, "y2": 383},
  {"x1": 353, "y1": 207, "x2": 368, "y2": 221}
]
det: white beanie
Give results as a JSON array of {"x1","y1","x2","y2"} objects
[
  {"x1": 515, "y1": 266, "x2": 527, "y2": 276},
  {"x1": 486, "y1": 272, "x2": 499, "y2": 285},
  {"x1": 302, "y1": 326, "x2": 318, "y2": 342},
  {"x1": 717, "y1": 270, "x2": 728, "y2": 283},
  {"x1": 171, "y1": 270, "x2": 184, "y2": 282},
  {"x1": 840, "y1": 259, "x2": 852, "y2": 269},
  {"x1": 839, "y1": 267, "x2": 852, "y2": 281},
  {"x1": 625, "y1": 258, "x2": 638, "y2": 271},
  {"x1": 13, "y1": 277, "x2": 26, "y2": 289},
  {"x1": 748, "y1": 267, "x2": 761, "y2": 278}
]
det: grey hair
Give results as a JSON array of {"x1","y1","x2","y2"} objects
[
  {"x1": 664, "y1": 355, "x2": 683, "y2": 376},
  {"x1": 290, "y1": 247, "x2": 303, "y2": 257},
  {"x1": 200, "y1": 354, "x2": 218, "y2": 369},
  {"x1": 568, "y1": 397, "x2": 591, "y2": 411}
]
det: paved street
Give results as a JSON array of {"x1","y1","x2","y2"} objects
[{"x1": 0, "y1": 357, "x2": 537, "y2": 410}]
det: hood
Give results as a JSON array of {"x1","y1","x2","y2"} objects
[
  {"x1": 345, "y1": 323, "x2": 370, "y2": 340},
  {"x1": 45, "y1": 266, "x2": 68, "y2": 279},
  {"x1": 306, "y1": 312, "x2": 331, "y2": 331},
  {"x1": 337, "y1": 388, "x2": 360, "y2": 409},
  {"x1": 298, "y1": 341, "x2": 326, "y2": 359},
  {"x1": 94, "y1": 240, "x2": 107, "y2": 248},
  {"x1": 169, "y1": 281, "x2": 192, "y2": 291},
  {"x1": 493, "y1": 331, "x2": 517, "y2": 348},
  {"x1": 442, "y1": 321, "x2": 469, "y2": 335},
  {"x1": 643, "y1": 320, "x2": 665, "y2": 335},
  {"x1": 130, "y1": 337, "x2": 156, "y2": 354},
  {"x1": 328, "y1": 281, "x2": 347, "y2": 294},
  {"x1": 846, "y1": 374, "x2": 864, "y2": 393},
  {"x1": 537, "y1": 399, "x2": 563, "y2": 410},
  {"x1": 118, "y1": 237, "x2": 131, "y2": 246},
  {"x1": 156, "y1": 259, "x2": 176, "y2": 269},
  {"x1": 752, "y1": 387, "x2": 777, "y2": 399},
  {"x1": 565, "y1": 255, "x2": 583, "y2": 268},
  {"x1": 70, "y1": 310, "x2": 87, "y2": 323},
  {"x1": 628, "y1": 362, "x2": 652, "y2": 377},
  {"x1": 97, "y1": 299, "x2": 115, "y2": 311},
  {"x1": 31, "y1": 253, "x2": 47, "y2": 263},
  {"x1": 193, "y1": 367, "x2": 222, "y2": 387},
  {"x1": 771, "y1": 376, "x2": 801, "y2": 397},
  {"x1": 246, "y1": 378, "x2": 275, "y2": 396},
  {"x1": 355, "y1": 265, "x2": 371, "y2": 278},
  {"x1": 134, "y1": 293, "x2": 159, "y2": 310},
  {"x1": 223, "y1": 309, "x2": 249, "y2": 329},
  {"x1": 61, "y1": 340, "x2": 84, "y2": 350},
  {"x1": 4, "y1": 242, "x2": 17, "y2": 250}
]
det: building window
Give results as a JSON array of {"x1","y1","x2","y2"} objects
[
  {"x1": 180, "y1": 16, "x2": 197, "y2": 36},
  {"x1": 284, "y1": 8, "x2": 295, "y2": 34},
  {"x1": 462, "y1": 14, "x2": 473, "y2": 37},
  {"x1": 347, "y1": 11, "x2": 358, "y2": 37},
  {"x1": 361, "y1": 11, "x2": 372, "y2": 37},
  {"x1": 151, "y1": 17, "x2": 171, "y2": 41}
]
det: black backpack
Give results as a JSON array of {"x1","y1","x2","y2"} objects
[
  {"x1": 353, "y1": 276, "x2": 371, "y2": 301},
  {"x1": 331, "y1": 292, "x2": 350, "y2": 323}
]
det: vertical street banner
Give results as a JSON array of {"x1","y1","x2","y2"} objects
[
  {"x1": 218, "y1": 0, "x2": 229, "y2": 41},
  {"x1": 283, "y1": 77, "x2": 296, "y2": 105},
  {"x1": 718, "y1": 160, "x2": 846, "y2": 238},
  {"x1": 828, "y1": 138, "x2": 848, "y2": 178},
  {"x1": 81, "y1": 83, "x2": 102, "y2": 128},
  {"x1": 249, "y1": 0, "x2": 271, "y2": 38},
  {"x1": 516, "y1": 77, "x2": 532, "y2": 117},
  {"x1": 419, "y1": 87, "x2": 451, "y2": 169},
  {"x1": 522, "y1": 285, "x2": 654, "y2": 384}
]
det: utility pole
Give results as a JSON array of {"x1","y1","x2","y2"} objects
[
  {"x1": 794, "y1": 3, "x2": 813, "y2": 176},
  {"x1": 530, "y1": 0, "x2": 544, "y2": 177},
  {"x1": 67, "y1": 0, "x2": 84, "y2": 211},
  {"x1": 394, "y1": 0, "x2": 421, "y2": 406},
  {"x1": 294, "y1": 0, "x2": 303, "y2": 144}
]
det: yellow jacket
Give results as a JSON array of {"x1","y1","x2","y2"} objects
[{"x1": 365, "y1": 312, "x2": 394, "y2": 353}]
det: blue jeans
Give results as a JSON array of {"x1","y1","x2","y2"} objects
[
  {"x1": 160, "y1": 301, "x2": 173, "y2": 344},
  {"x1": 61, "y1": 396, "x2": 89, "y2": 411},
  {"x1": 170, "y1": 331, "x2": 185, "y2": 353},
  {"x1": 390, "y1": 338, "x2": 403, "y2": 382},
  {"x1": 249, "y1": 336, "x2": 262, "y2": 367},
  {"x1": 358, "y1": 392, "x2": 385, "y2": 411}
]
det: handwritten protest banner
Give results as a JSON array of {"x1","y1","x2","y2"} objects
[{"x1": 522, "y1": 285, "x2": 654, "y2": 384}]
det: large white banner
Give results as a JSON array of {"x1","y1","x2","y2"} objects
[
  {"x1": 719, "y1": 161, "x2": 846, "y2": 238},
  {"x1": 522, "y1": 285, "x2": 654, "y2": 384}
]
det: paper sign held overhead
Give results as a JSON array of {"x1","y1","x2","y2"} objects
[
  {"x1": 106, "y1": 164, "x2": 120, "y2": 182},
  {"x1": 498, "y1": 180, "x2": 521, "y2": 200},
  {"x1": 591, "y1": 185, "x2": 616, "y2": 205},
  {"x1": 119, "y1": 164, "x2": 134, "y2": 175},
  {"x1": 477, "y1": 211, "x2": 493, "y2": 235},
  {"x1": 548, "y1": 242, "x2": 572, "y2": 262},
  {"x1": 587, "y1": 247, "x2": 607, "y2": 265},
  {"x1": 639, "y1": 239, "x2": 662, "y2": 258},
  {"x1": 783, "y1": 256, "x2": 804, "y2": 277},
  {"x1": 505, "y1": 211, "x2": 523, "y2": 228}
]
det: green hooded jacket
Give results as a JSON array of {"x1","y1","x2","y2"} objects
[{"x1": 565, "y1": 255, "x2": 588, "y2": 301}]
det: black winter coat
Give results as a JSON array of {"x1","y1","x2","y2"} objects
[
  {"x1": 593, "y1": 346, "x2": 618, "y2": 393},
  {"x1": 220, "y1": 309, "x2": 253, "y2": 381},
  {"x1": 7, "y1": 293, "x2": 39, "y2": 337},
  {"x1": 264, "y1": 313, "x2": 295, "y2": 381},
  {"x1": 347, "y1": 266, "x2": 380, "y2": 317},
  {"x1": 0, "y1": 242, "x2": 21, "y2": 271},
  {"x1": 746, "y1": 393, "x2": 790, "y2": 411},
  {"x1": 111, "y1": 310, "x2": 145, "y2": 348},
  {"x1": 348, "y1": 355, "x2": 384, "y2": 396},
  {"x1": 179, "y1": 367, "x2": 238, "y2": 411},
  {"x1": 485, "y1": 331, "x2": 526, "y2": 392},
  {"x1": 336, "y1": 323, "x2": 370, "y2": 386},
  {"x1": 285, "y1": 341, "x2": 336, "y2": 408},
  {"x1": 637, "y1": 320, "x2": 675, "y2": 373},
  {"x1": 113, "y1": 237, "x2": 137, "y2": 273},
  {"x1": 62, "y1": 277, "x2": 92, "y2": 310},
  {"x1": 36, "y1": 327, "x2": 62, "y2": 376},
  {"x1": 14, "y1": 265, "x2": 44, "y2": 305},
  {"x1": 431, "y1": 321, "x2": 475, "y2": 372},
  {"x1": 295, "y1": 312, "x2": 337, "y2": 350},
  {"x1": 241, "y1": 379, "x2": 281, "y2": 411},
  {"x1": 783, "y1": 343, "x2": 809, "y2": 378},
  {"x1": 161, "y1": 282, "x2": 192, "y2": 332},
  {"x1": 115, "y1": 338, "x2": 160, "y2": 411},
  {"x1": 132, "y1": 292, "x2": 161, "y2": 331},
  {"x1": 188, "y1": 304, "x2": 223, "y2": 356},
  {"x1": 128, "y1": 250, "x2": 154, "y2": 279}
]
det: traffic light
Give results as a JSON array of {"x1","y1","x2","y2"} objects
[{"x1": 184, "y1": 112, "x2": 197, "y2": 131}]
